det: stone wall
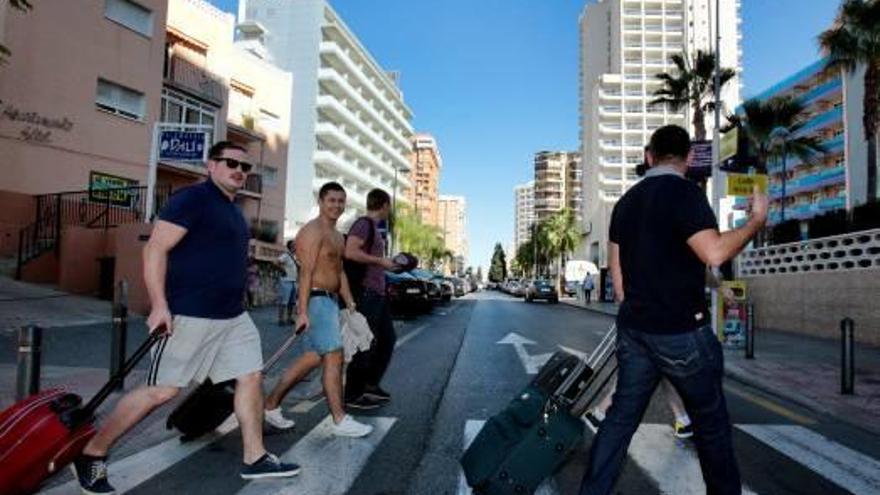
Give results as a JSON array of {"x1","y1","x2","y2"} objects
[{"x1": 744, "y1": 268, "x2": 880, "y2": 346}]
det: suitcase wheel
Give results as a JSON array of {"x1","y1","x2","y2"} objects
[
  {"x1": 537, "y1": 427, "x2": 547, "y2": 438},
  {"x1": 499, "y1": 470, "x2": 509, "y2": 480},
  {"x1": 49, "y1": 393, "x2": 82, "y2": 413},
  {"x1": 555, "y1": 442, "x2": 565, "y2": 452}
]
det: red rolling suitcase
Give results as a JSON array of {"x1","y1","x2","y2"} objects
[{"x1": 0, "y1": 332, "x2": 162, "y2": 495}]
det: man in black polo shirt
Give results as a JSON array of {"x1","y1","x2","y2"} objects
[
  {"x1": 578, "y1": 125, "x2": 767, "y2": 495},
  {"x1": 73, "y1": 142, "x2": 299, "y2": 495}
]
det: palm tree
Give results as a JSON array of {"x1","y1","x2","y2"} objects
[
  {"x1": 735, "y1": 96, "x2": 826, "y2": 227},
  {"x1": 651, "y1": 50, "x2": 737, "y2": 140},
  {"x1": 819, "y1": 0, "x2": 880, "y2": 201},
  {"x1": 540, "y1": 209, "x2": 581, "y2": 293}
]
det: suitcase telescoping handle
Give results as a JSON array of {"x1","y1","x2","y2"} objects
[
  {"x1": 79, "y1": 325, "x2": 167, "y2": 420},
  {"x1": 262, "y1": 330, "x2": 302, "y2": 373}
]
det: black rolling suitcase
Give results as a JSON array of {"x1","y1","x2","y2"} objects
[
  {"x1": 167, "y1": 332, "x2": 300, "y2": 441},
  {"x1": 461, "y1": 325, "x2": 618, "y2": 495}
]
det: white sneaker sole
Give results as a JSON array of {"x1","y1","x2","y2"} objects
[
  {"x1": 331, "y1": 427, "x2": 373, "y2": 438},
  {"x1": 265, "y1": 420, "x2": 296, "y2": 430},
  {"x1": 240, "y1": 466, "x2": 301, "y2": 480}
]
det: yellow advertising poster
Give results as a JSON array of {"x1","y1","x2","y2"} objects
[{"x1": 726, "y1": 173, "x2": 768, "y2": 197}]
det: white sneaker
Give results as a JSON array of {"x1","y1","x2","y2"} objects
[
  {"x1": 330, "y1": 415, "x2": 373, "y2": 438},
  {"x1": 264, "y1": 408, "x2": 295, "y2": 430}
]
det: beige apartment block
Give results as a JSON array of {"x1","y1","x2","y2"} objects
[
  {"x1": 0, "y1": 0, "x2": 292, "y2": 311},
  {"x1": 534, "y1": 151, "x2": 582, "y2": 224},
  {"x1": 438, "y1": 195, "x2": 468, "y2": 273},
  {"x1": 407, "y1": 133, "x2": 442, "y2": 227}
]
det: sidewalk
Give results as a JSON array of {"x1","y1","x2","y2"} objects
[
  {"x1": 562, "y1": 297, "x2": 880, "y2": 435},
  {"x1": 0, "y1": 276, "x2": 112, "y2": 334}
]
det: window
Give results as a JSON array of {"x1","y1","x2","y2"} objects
[
  {"x1": 96, "y1": 79, "x2": 145, "y2": 120},
  {"x1": 105, "y1": 0, "x2": 153, "y2": 37},
  {"x1": 262, "y1": 166, "x2": 279, "y2": 187},
  {"x1": 160, "y1": 87, "x2": 218, "y2": 140}
]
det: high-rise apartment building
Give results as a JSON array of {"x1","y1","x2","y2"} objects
[
  {"x1": 240, "y1": 0, "x2": 414, "y2": 236},
  {"x1": 579, "y1": 0, "x2": 742, "y2": 265},
  {"x1": 513, "y1": 181, "x2": 535, "y2": 255},
  {"x1": 534, "y1": 151, "x2": 583, "y2": 224},
  {"x1": 407, "y1": 133, "x2": 443, "y2": 227},
  {"x1": 439, "y1": 195, "x2": 468, "y2": 268},
  {"x1": 730, "y1": 58, "x2": 873, "y2": 230}
]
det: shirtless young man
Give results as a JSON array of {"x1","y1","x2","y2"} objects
[{"x1": 262, "y1": 182, "x2": 373, "y2": 437}]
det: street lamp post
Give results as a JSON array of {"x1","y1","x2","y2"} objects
[{"x1": 710, "y1": 0, "x2": 723, "y2": 341}]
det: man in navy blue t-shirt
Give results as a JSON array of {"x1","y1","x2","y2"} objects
[
  {"x1": 579, "y1": 125, "x2": 768, "y2": 495},
  {"x1": 74, "y1": 142, "x2": 299, "y2": 495}
]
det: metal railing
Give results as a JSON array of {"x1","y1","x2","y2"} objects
[{"x1": 16, "y1": 185, "x2": 171, "y2": 279}]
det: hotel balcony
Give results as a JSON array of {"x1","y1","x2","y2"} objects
[
  {"x1": 797, "y1": 78, "x2": 842, "y2": 107},
  {"x1": 794, "y1": 106, "x2": 843, "y2": 138},
  {"x1": 163, "y1": 54, "x2": 225, "y2": 106},
  {"x1": 317, "y1": 67, "x2": 412, "y2": 154},
  {"x1": 766, "y1": 135, "x2": 845, "y2": 175},
  {"x1": 315, "y1": 120, "x2": 411, "y2": 189},
  {"x1": 768, "y1": 166, "x2": 846, "y2": 199}
]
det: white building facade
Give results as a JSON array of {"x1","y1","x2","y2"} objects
[
  {"x1": 514, "y1": 181, "x2": 535, "y2": 255},
  {"x1": 579, "y1": 0, "x2": 742, "y2": 266},
  {"x1": 439, "y1": 195, "x2": 468, "y2": 265},
  {"x1": 240, "y1": 0, "x2": 414, "y2": 236}
]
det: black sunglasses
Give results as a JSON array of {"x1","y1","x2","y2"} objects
[{"x1": 215, "y1": 157, "x2": 253, "y2": 173}]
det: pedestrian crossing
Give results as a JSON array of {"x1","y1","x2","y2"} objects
[{"x1": 458, "y1": 420, "x2": 880, "y2": 495}]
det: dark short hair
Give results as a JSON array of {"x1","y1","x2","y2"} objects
[
  {"x1": 318, "y1": 181, "x2": 346, "y2": 199},
  {"x1": 286, "y1": 239, "x2": 295, "y2": 250},
  {"x1": 648, "y1": 125, "x2": 691, "y2": 162},
  {"x1": 366, "y1": 189, "x2": 391, "y2": 211},
  {"x1": 208, "y1": 141, "x2": 246, "y2": 160}
]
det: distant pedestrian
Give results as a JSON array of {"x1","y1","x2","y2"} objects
[
  {"x1": 578, "y1": 125, "x2": 768, "y2": 495},
  {"x1": 263, "y1": 182, "x2": 373, "y2": 438},
  {"x1": 72, "y1": 141, "x2": 299, "y2": 495},
  {"x1": 343, "y1": 188, "x2": 400, "y2": 410},
  {"x1": 277, "y1": 240, "x2": 298, "y2": 325},
  {"x1": 246, "y1": 258, "x2": 260, "y2": 309},
  {"x1": 582, "y1": 274, "x2": 594, "y2": 303}
]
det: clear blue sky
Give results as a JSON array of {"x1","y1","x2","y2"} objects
[{"x1": 210, "y1": 0, "x2": 841, "y2": 273}]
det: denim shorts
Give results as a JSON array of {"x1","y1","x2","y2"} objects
[
  {"x1": 278, "y1": 280, "x2": 296, "y2": 305},
  {"x1": 305, "y1": 295, "x2": 342, "y2": 355}
]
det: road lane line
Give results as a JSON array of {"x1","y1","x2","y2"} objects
[
  {"x1": 738, "y1": 424, "x2": 880, "y2": 494},
  {"x1": 395, "y1": 323, "x2": 428, "y2": 349},
  {"x1": 458, "y1": 420, "x2": 559, "y2": 495},
  {"x1": 629, "y1": 424, "x2": 760, "y2": 495},
  {"x1": 40, "y1": 421, "x2": 238, "y2": 494},
  {"x1": 725, "y1": 383, "x2": 817, "y2": 425},
  {"x1": 235, "y1": 416, "x2": 396, "y2": 495}
]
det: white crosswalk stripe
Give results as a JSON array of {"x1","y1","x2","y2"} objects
[
  {"x1": 629, "y1": 424, "x2": 759, "y2": 495},
  {"x1": 738, "y1": 424, "x2": 880, "y2": 495},
  {"x1": 235, "y1": 416, "x2": 396, "y2": 495},
  {"x1": 40, "y1": 420, "x2": 238, "y2": 494}
]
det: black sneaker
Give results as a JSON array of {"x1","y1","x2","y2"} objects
[
  {"x1": 363, "y1": 385, "x2": 391, "y2": 402},
  {"x1": 71, "y1": 455, "x2": 115, "y2": 495},
  {"x1": 345, "y1": 394, "x2": 384, "y2": 410},
  {"x1": 241, "y1": 453, "x2": 301, "y2": 480}
]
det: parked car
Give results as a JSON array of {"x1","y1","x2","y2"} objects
[
  {"x1": 451, "y1": 277, "x2": 466, "y2": 297},
  {"x1": 410, "y1": 269, "x2": 443, "y2": 306},
  {"x1": 386, "y1": 271, "x2": 430, "y2": 316},
  {"x1": 525, "y1": 279, "x2": 558, "y2": 303},
  {"x1": 564, "y1": 280, "x2": 579, "y2": 297},
  {"x1": 434, "y1": 277, "x2": 454, "y2": 302}
]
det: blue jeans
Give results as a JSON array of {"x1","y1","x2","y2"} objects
[{"x1": 579, "y1": 325, "x2": 741, "y2": 495}]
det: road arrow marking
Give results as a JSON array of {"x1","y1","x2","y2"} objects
[{"x1": 497, "y1": 332, "x2": 553, "y2": 375}]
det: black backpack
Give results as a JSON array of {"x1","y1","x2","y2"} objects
[{"x1": 343, "y1": 216, "x2": 376, "y2": 298}]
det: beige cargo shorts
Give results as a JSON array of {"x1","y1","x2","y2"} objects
[{"x1": 147, "y1": 312, "x2": 263, "y2": 387}]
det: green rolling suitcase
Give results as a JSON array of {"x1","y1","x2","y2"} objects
[{"x1": 461, "y1": 325, "x2": 617, "y2": 495}]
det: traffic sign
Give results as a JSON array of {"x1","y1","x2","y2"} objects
[{"x1": 726, "y1": 173, "x2": 768, "y2": 197}]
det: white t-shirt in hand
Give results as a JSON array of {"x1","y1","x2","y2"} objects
[{"x1": 278, "y1": 252, "x2": 298, "y2": 282}]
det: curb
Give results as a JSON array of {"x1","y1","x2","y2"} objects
[{"x1": 561, "y1": 299, "x2": 880, "y2": 437}]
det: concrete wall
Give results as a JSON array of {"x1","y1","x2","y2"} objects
[
  {"x1": 744, "y1": 269, "x2": 880, "y2": 346},
  {"x1": 0, "y1": 191, "x2": 35, "y2": 256},
  {"x1": 113, "y1": 223, "x2": 153, "y2": 315},
  {"x1": 58, "y1": 226, "x2": 110, "y2": 296}
]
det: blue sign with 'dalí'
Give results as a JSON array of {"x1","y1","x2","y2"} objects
[{"x1": 159, "y1": 131, "x2": 207, "y2": 161}]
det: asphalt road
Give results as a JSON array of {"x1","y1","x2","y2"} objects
[{"x1": 3, "y1": 292, "x2": 879, "y2": 494}]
